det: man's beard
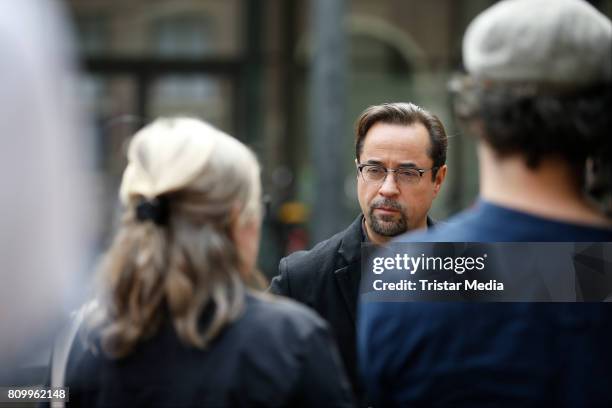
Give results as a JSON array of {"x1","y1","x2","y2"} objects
[{"x1": 368, "y1": 199, "x2": 408, "y2": 237}]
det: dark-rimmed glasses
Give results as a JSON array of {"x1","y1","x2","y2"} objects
[{"x1": 357, "y1": 163, "x2": 438, "y2": 186}]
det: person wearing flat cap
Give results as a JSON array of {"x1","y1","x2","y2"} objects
[{"x1": 358, "y1": 0, "x2": 612, "y2": 406}]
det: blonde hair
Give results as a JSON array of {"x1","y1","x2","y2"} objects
[{"x1": 88, "y1": 117, "x2": 262, "y2": 358}]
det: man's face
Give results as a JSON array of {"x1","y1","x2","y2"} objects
[{"x1": 356, "y1": 122, "x2": 446, "y2": 243}]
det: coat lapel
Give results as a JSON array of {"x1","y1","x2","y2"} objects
[
  {"x1": 333, "y1": 214, "x2": 436, "y2": 325},
  {"x1": 334, "y1": 215, "x2": 364, "y2": 325},
  {"x1": 334, "y1": 262, "x2": 361, "y2": 324}
]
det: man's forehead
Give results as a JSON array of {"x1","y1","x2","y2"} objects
[{"x1": 361, "y1": 122, "x2": 432, "y2": 163}]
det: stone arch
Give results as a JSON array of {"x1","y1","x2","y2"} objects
[{"x1": 296, "y1": 14, "x2": 427, "y2": 71}]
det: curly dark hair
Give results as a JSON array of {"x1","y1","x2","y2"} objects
[{"x1": 453, "y1": 80, "x2": 612, "y2": 169}]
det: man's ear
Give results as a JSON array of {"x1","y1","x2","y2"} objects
[{"x1": 433, "y1": 164, "x2": 447, "y2": 196}]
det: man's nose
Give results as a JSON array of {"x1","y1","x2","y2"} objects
[{"x1": 378, "y1": 172, "x2": 400, "y2": 197}]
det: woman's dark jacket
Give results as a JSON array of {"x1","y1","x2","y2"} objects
[{"x1": 63, "y1": 293, "x2": 354, "y2": 407}]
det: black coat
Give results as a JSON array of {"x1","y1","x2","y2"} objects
[
  {"x1": 61, "y1": 293, "x2": 354, "y2": 407},
  {"x1": 269, "y1": 214, "x2": 435, "y2": 403},
  {"x1": 269, "y1": 216, "x2": 364, "y2": 401}
]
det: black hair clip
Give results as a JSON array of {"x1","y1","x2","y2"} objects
[{"x1": 136, "y1": 196, "x2": 169, "y2": 226}]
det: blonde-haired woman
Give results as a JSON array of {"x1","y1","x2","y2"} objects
[{"x1": 63, "y1": 118, "x2": 354, "y2": 407}]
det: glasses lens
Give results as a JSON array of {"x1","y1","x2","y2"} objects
[
  {"x1": 363, "y1": 166, "x2": 386, "y2": 183},
  {"x1": 397, "y1": 169, "x2": 421, "y2": 185}
]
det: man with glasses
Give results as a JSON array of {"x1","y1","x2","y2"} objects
[{"x1": 270, "y1": 102, "x2": 447, "y2": 403}]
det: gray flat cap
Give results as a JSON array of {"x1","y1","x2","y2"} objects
[{"x1": 463, "y1": 0, "x2": 612, "y2": 85}]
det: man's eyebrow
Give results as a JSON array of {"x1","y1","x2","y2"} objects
[
  {"x1": 397, "y1": 162, "x2": 418, "y2": 169},
  {"x1": 362, "y1": 160, "x2": 419, "y2": 168},
  {"x1": 363, "y1": 159, "x2": 383, "y2": 165}
]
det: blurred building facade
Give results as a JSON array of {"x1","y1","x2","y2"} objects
[{"x1": 66, "y1": 0, "x2": 612, "y2": 276}]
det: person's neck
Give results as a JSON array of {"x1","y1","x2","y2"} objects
[{"x1": 478, "y1": 144, "x2": 611, "y2": 227}]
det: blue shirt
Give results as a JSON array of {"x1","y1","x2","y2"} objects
[
  {"x1": 358, "y1": 200, "x2": 612, "y2": 407},
  {"x1": 397, "y1": 199, "x2": 612, "y2": 242}
]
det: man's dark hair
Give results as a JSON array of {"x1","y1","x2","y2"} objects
[
  {"x1": 454, "y1": 81, "x2": 612, "y2": 169},
  {"x1": 355, "y1": 102, "x2": 448, "y2": 179}
]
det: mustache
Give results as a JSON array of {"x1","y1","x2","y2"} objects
[{"x1": 370, "y1": 199, "x2": 404, "y2": 211}]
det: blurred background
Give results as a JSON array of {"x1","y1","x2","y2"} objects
[{"x1": 66, "y1": 0, "x2": 612, "y2": 278}]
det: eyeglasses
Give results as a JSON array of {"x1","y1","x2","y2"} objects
[{"x1": 357, "y1": 163, "x2": 438, "y2": 186}]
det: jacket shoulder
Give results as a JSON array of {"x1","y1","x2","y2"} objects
[
  {"x1": 268, "y1": 232, "x2": 341, "y2": 301},
  {"x1": 269, "y1": 216, "x2": 362, "y2": 300},
  {"x1": 282, "y1": 228, "x2": 345, "y2": 275},
  {"x1": 247, "y1": 293, "x2": 328, "y2": 335}
]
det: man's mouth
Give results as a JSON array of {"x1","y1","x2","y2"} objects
[{"x1": 374, "y1": 207, "x2": 399, "y2": 214}]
